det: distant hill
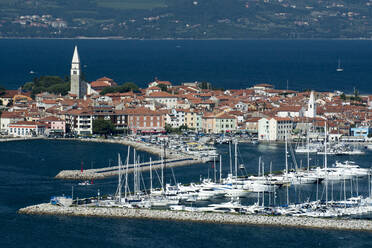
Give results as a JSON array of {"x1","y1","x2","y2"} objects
[{"x1": 1, "y1": 0, "x2": 372, "y2": 39}]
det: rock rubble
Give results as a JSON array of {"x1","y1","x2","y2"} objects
[{"x1": 18, "y1": 203, "x2": 372, "y2": 232}]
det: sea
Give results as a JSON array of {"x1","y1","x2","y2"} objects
[
  {"x1": 1, "y1": 140, "x2": 372, "y2": 247},
  {"x1": 1, "y1": 39, "x2": 372, "y2": 93}
]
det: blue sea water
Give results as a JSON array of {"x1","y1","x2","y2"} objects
[
  {"x1": 1, "y1": 39, "x2": 372, "y2": 93},
  {"x1": 1, "y1": 140, "x2": 372, "y2": 247}
]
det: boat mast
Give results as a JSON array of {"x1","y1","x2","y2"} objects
[
  {"x1": 258, "y1": 156, "x2": 261, "y2": 177},
  {"x1": 125, "y1": 146, "x2": 130, "y2": 200},
  {"x1": 213, "y1": 156, "x2": 216, "y2": 183},
  {"x1": 369, "y1": 171, "x2": 371, "y2": 199},
  {"x1": 285, "y1": 133, "x2": 289, "y2": 206},
  {"x1": 163, "y1": 140, "x2": 167, "y2": 187},
  {"x1": 269, "y1": 161, "x2": 272, "y2": 206},
  {"x1": 133, "y1": 148, "x2": 137, "y2": 196},
  {"x1": 325, "y1": 122, "x2": 328, "y2": 205},
  {"x1": 150, "y1": 157, "x2": 152, "y2": 194},
  {"x1": 118, "y1": 153, "x2": 121, "y2": 201},
  {"x1": 219, "y1": 155, "x2": 222, "y2": 183},
  {"x1": 307, "y1": 123, "x2": 310, "y2": 171},
  {"x1": 229, "y1": 141, "x2": 233, "y2": 176},
  {"x1": 344, "y1": 177, "x2": 346, "y2": 208},
  {"x1": 234, "y1": 140, "x2": 238, "y2": 179},
  {"x1": 137, "y1": 155, "x2": 141, "y2": 193},
  {"x1": 262, "y1": 162, "x2": 265, "y2": 207},
  {"x1": 161, "y1": 154, "x2": 164, "y2": 193}
]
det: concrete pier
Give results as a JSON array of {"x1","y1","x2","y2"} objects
[
  {"x1": 55, "y1": 158, "x2": 203, "y2": 180},
  {"x1": 19, "y1": 203, "x2": 372, "y2": 232}
]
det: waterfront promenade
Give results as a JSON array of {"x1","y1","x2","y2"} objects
[{"x1": 19, "y1": 203, "x2": 372, "y2": 232}]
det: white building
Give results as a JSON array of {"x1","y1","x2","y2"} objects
[
  {"x1": 0, "y1": 111, "x2": 24, "y2": 133},
  {"x1": 145, "y1": 92, "x2": 178, "y2": 109},
  {"x1": 8, "y1": 121, "x2": 46, "y2": 137},
  {"x1": 276, "y1": 106, "x2": 304, "y2": 118},
  {"x1": 304, "y1": 91, "x2": 316, "y2": 118},
  {"x1": 258, "y1": 117, "x2": 293, "y2": 141}
]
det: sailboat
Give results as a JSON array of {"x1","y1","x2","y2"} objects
[{"x1": 336, "y1": 58, "x2": 344, "y2": 72}]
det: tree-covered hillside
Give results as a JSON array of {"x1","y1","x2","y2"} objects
[{"x1": 1, "y1": 0, "x2": 372, "y2": 39}]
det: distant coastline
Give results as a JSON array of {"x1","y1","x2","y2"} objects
[{"x1": 2, "y1": 36, "x2": 372, "y2": 41}]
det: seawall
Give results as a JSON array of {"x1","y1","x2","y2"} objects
[{"x1": 18, "y1": 203, "x2": 372, "y2": 232}]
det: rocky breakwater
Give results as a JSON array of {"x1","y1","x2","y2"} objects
[
  {"x1": 18, "y1": 203, "x2": 372, "y2": 232},
  {"x1": 75, "y1": 138, "x2": 181, "y2": 159},
  {"x1": 55, "y1": 169, "x2": 105, "y2": 180},
  {"x1": 55, "y1": 158, "x2": 201, "y2": 180}
]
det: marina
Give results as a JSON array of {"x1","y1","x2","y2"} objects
[{"x1": 19, "y1": 138, "x2": 372, "y2": 229}]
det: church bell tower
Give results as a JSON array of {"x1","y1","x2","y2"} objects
[{"x1": 70, "y1": 46, "x2": 85, "y2": 98}]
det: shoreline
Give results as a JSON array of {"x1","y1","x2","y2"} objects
[{"x1": 18, "y1": 203, "x2": 372, "y2": 232}]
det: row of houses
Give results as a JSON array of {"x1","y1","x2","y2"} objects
[{"x1": 0, "y1": 104, "x2": 238, "y2": 137}]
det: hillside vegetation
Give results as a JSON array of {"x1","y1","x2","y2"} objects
[{"x1": 1, "y1": 0, "x2": 372, "y2": 39}]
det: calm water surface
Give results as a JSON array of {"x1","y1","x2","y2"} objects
[{"x1": 1, "y1": 39, "x2": 372, "y2": 93}]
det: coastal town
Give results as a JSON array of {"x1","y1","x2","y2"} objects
[
  {"x1": 5, "y1": 46, "x2": 372, "y2": 233},
  {"x1": 1, "y1": 46, "x2": 372, "y2": 143}
]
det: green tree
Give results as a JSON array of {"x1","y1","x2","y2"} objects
[
  {"x1": 22, "y1": 75, "x2": 70, "y2": 97},
  {"x1": 179, "y1": 124, "x2": 188, "y2": 131},
  {"x1": 93, "y1": 119, "x2": 115, "y2": 137},
  {"x1": 157, "y1": 83, "x2": 168, "y2": 92},
  {"x1": 0, "y1": 86, "x2": 5, "y2": 96},
  {"x1": 199, "y1": 82, "x2": 211, "y2": 90},
  {"x1": 100, "y1": 82, "x2": 139, "y2": 95},
  {"x1": 22, "y1": 82, "x2": 34, "y2": 92},
  {"x1": 340, "y1": 93, "x2": 346, "y2": 100}
]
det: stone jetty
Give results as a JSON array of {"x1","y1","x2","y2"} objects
[
  {"x1": 55, "y1": 158, "x2": 202, "y2": 180},
  {"x1": 64, "y1": 138, "x2": 181, "y2": 159},
  {"x1": 0, "y1": 137, "x2": 43, "y2": 142},
  {"x1": 19, "y1": 203, "x2": 372, "y2": 232}
]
